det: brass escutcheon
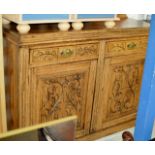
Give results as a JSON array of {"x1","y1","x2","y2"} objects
[
  {"x1": 60, "y1": 49, "x2": 73, "y2": 58},
  {"x1": 127, "y1": 42, "x2": 137, "y2": 49}
]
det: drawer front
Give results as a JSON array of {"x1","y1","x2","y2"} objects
[
  {"x1": 30, "y1": 47, "x2": 59, "y2": 65},
  {"x1": 30, "y1": 43, "x2": 98, "y2": 66},
  {"x1": 58, "y1": 44, "x2": 98, "y2": 63},
  {"x1": 105, "y1": 37, "x2": 148, "y2": 57}
]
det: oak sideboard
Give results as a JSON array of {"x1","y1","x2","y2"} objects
[{"x1": 3, "y1": 19, "x2": 149, "y2": 140}]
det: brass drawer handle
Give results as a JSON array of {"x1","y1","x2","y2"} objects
[
  {"x1": 127, "y1": 42, "x2": 137, "y2": 49},
  {"x1": 60, "y1": 49, "x2": 73, "y2": 58}
]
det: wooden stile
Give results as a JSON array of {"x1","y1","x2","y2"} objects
[{"x1": 0, "y1": 15, "x2": 7, "y2": 133}]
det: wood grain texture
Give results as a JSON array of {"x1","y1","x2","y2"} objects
[
  {"x1": 77, "y1": 120, "x2": 135, "y2": 141},
  {"x1": 18, "y1": 48, "x2": 31, "y2": 128},
  {"x1": 3, "y1": 19, "x2": 149, "y2": 140},
  {"x1": 4, "y1": 39, "x2": 20, "y2": 129},
  {"x1": 105, "y1": 37, "x2": 148, "y2": 57},
  {"x1": 0, "y1": 15, "x2": 7, "y2": 133},
  {"x1": 29, "y1": 61, "x2": 97, "y2": 138},
  {"x1": 91, "y1": 54, "x2": 145, "y2": 132},
  {"x1": 4, "y1": 40, "x2": 98, "y2": 138},
  {"x1": 90, "y1": 41, "x2": 106, "y2": 132},
  {"x1": 30, "y1": 43, "x2": 98, "y2": 66}
]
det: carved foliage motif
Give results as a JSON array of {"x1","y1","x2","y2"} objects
[
  {"x1": 30, "y1": 48, "x2": 58, "y2": 63},
  {"x1": 40, "y1": 73, "x2": 85, "y2": 128},
  {"x1": 107, "y1": 39, "x2": 147, "y2": 53},
  {"x1": 138, "y1": 40, "x2": 148, "y2": 50},
  {"x1": 108, "y1": 62, "x2": 142, "y2": 117},
  {"x1": 76, "y1": 44, "x2": 98, "y2": 57},
  {"x1": 107, "y1": 42, "x2": 126, "y2": 53},
  {"x1": 30, "y1": 44, "x2": 98, "y2": 64}
]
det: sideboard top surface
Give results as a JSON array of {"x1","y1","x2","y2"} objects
[{"x1": 3, "y1": 19, "x2": 149, "y2": 45}]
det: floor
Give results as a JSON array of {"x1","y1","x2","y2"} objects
[
  {"x1": 97, "y1": 121, "x2": 155, "y2": 141},
  {"x1": 97, "y1": 127, "x2": 134, "y2": 141}
]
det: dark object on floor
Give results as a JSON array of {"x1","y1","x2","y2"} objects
[
  {"x1": 122, "y1": 131, "x2": 134, "y2": 141},
  {"x1": 38, "y1": 129, "x2": 47, "y2": 141},
  {"x1": 122, "y1": 131, "x2": 155, "y2": 141},
  {"x1": 39, "y1": 119, "x2": 76, "y2": 141}
]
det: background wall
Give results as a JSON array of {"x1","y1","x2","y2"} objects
[
  {"x1": 127, "y1": 14, "x2": 151, "y2": 20},
  {"x1": 127, "y1": 14, "x2": 145, "y2": 20}
]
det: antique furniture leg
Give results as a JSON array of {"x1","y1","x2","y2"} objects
[
  {"x1": 16, "y1": 24, "x2": 31, "y2": 34},
  {"x1": 58, "y1": 22, "x2": 70, "y2": 31},
  {"x1": 104, "y1": 21, "x2": 116, "y2": 28},
  {"x1": 72, "y1": 22, "x2": 84, "y2": 30}
]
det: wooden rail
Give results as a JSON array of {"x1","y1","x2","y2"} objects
[{"x1": 0, "y1": 15, "x2": 7, "y2": 133}]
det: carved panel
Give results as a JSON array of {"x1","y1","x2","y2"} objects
[
  {"x1": 76, "y1": 44, "x2": 98, "y2": 57},
  {"x1": 106, "y1": 37, "x2": 147, "y2": 57},
  {"x1": 107, "y1": 42, "x2": 126, "y2": 53},
  {"x1": 30, "y1": 48, "x2": 58, "y2": 64},
  {"x1": 38, "y1": 73, "x2": 86, "y2": 130},
  {"x1": 107, "y1": 60, "x2": 144, "y2": 119},
  {"x1": 29, "y1": 57, "x2": 96, "y2": 138}
]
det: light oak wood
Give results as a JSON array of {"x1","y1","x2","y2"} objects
[
  {"x1": 0, "y1": 15, "x2": 7, "y2": 133},
  {"x1": 3, "y1": 19, "x2": 149, "y2": 140},
  {"x1": 105, "y1": 37, "x2": 148, "y2": 57},
  {"x1": 29, "y1": 42, "x2": 99, "y2": 66},
  {"x1": 4, "y1": 40, "x2": 20, "y2": 129},
  {"x1": 90, "y1": 41, "x2": 106, "y2": 132},
  {"x1": 91, "y1": 54, "x2": 145, "y2": 132},
  {"x1": 4, "y1": 39, "x2": 98, "y2": 138},
  {"x1": 28, "y1": 61, "x2": 97, "y2": 138}
]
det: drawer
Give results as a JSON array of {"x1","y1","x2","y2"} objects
[
  {"x1": 30, "y1": 47, "x2": 59, "y2": 65},
  {"x1": 30, "y1": 43, "x2": 98, "y2": 65},
  {"x1": 105, "y1": 37, "x2": 148, "y2": 57},
  {"x1": 58, "y1": 44, "x2": 98, "y2": 63}
]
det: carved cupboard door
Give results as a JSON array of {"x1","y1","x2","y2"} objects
[
  {"x1": 91, "y1": 54, "x2": 145, "y2": 132},
  {"x1": 30, "y1": 61, "x2": 97, "y2": 138}
]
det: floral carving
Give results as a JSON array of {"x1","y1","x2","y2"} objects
[
  {"x1": 41, "y1": 81, "x2": 63, "y2": 120},
  {"x1": 108, "y1": 63, "x2": 142, "y2": 117},
  {"x1": 31, "y1": 48, "x2": 58, "y2": 63},
  {"x1": 40, "y1": 73, "x2": 85, "y2": 128},
  {"x1": 138, "y1": 40, "x2": 147, "y2": 50},
  {"x1": 31, "y1": 44, "x2": 98, "y2": 64},
  {"x1": 107, "y1": 42, "x2": 126, "y2": 53},
  {"x1": 107, "y1": 39, "x2": 147, "y2": 53},
  {"x1": 76, "y1": 44, "x2": 98, "y2": 56}
]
